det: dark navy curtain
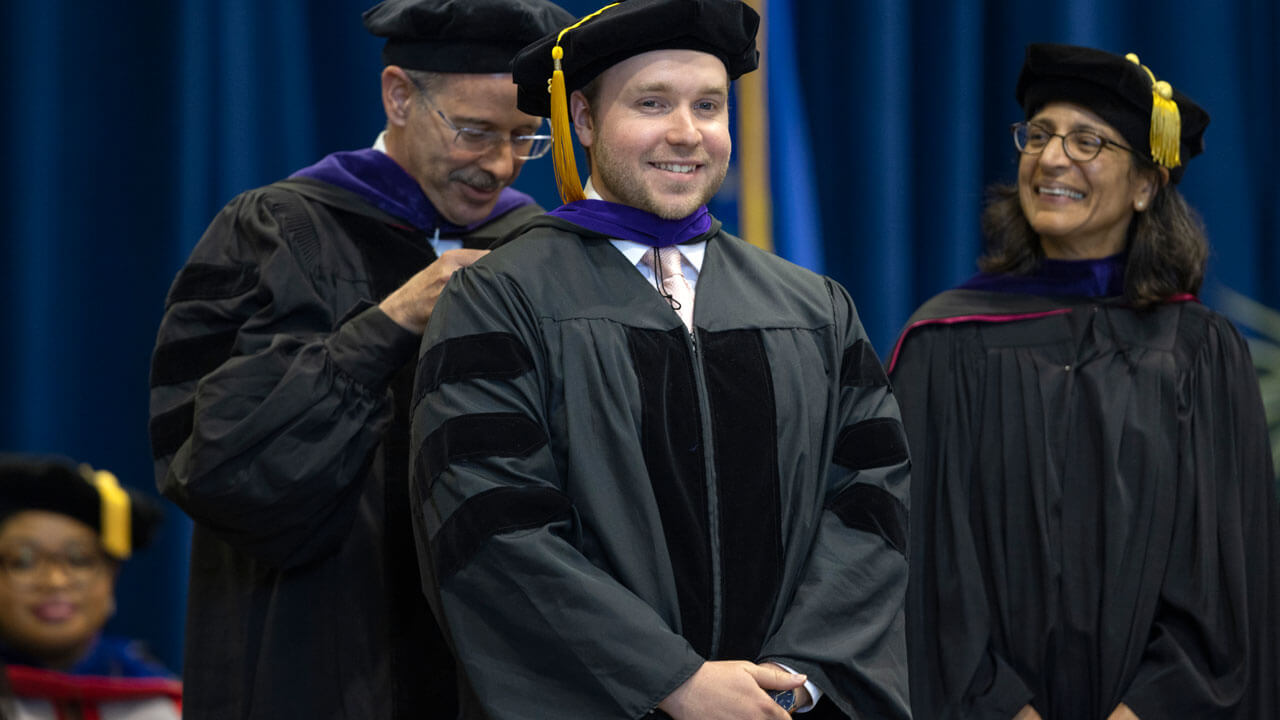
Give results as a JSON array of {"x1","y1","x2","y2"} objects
[{"x1": 3, "y1": 0, "x2": 1276, "y2": 671}]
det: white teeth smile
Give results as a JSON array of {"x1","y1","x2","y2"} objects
[
  {"x1": 1039, "y1": 186, "x2": 1084, "y2": 200},
  {"x1": 654, "y1": 163, "x2": 696, "y2": 174}
]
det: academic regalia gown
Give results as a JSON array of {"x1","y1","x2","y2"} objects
[
  {"x1": 3, "y1": 636, "x2": 182, "y2": 720},
  {"x1": 889, "y1": 282, "x2": 1280, "y2": 719},
  {"x1": 409, "y1": 216, "x2": 913, "y2": 719},
  {"x1": 148, "y1": 149, "x2": 542, "y2": 720}
]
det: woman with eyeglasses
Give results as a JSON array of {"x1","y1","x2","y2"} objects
[
  {"x1": 0, "y1": 456, "x2": 179, "y2": 719},
  {"x1": 888, "y1": 43, "x2": 1279, "y2": 719}
]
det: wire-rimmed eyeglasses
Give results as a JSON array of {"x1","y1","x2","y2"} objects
[
  {"x1": 407, "y1": 76, "x2": 552, "y2": 160},
  {"x1": 1011, "y1": 121, "x2": 1137, "y2": 163},
  {"x1": 0, "y1": 544, "x2": 111, "y2": 590}
]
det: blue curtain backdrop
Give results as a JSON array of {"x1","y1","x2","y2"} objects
[{"x1": 2, "y1": 0, "x2": 1276, "y2": 671}]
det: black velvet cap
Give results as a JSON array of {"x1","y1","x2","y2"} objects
[
  {"x1": 0, "y1": 456, "x2": 163, "y2": 560},
  {"x1": 511, "y1": 0, "x2": 761, "y2": 117},
  {"x1": 363, "y1": 0, "x2": 575, "y2": 73},
  {"x1": 1016, "y1": 43, "x2": 1209, "y2": 184}
]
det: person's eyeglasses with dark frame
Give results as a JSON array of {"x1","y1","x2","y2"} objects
[
  {"x1": 407, "y1": 75, "x2": 553, "y2": 160},
  {"x1": 1011, "y1": 121, "x2": 1139, "y2": 163},
  {"x1": 0, "y1": 544, "x2": 112, "y2": 590}
]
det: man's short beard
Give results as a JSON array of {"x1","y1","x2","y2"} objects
[{"x1": 590, "y1": 144, "x2": 727, "y2": 219}]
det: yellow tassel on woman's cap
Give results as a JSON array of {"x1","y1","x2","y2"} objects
[
  {"x1": 1125, "y1": 53, "x2": 1181, "y2": 169},
  {"x1": 83, "y1": 465, "x2": 132, "y2": 559},
  {"x1": 548, "y1": 3, "x2": 621, "y2": 204}
]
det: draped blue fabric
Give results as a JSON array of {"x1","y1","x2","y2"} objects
[
  {"x1": 766, "y1": 0, "x2": 824, "y2": 274},
  {"x1": 2, "y1": 0, "x2": 1276, "y2": 671}
]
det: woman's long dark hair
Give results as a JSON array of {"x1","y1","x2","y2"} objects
[{"x1": 978, "y1": 156, "x2": 1209, "y2": 307}]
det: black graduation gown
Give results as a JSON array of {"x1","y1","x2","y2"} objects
[
  {"x1": 889, "y1": 289, "x2": 1280, "y2": 719},
  {"x1": 148, "y1": 176, "x2": 541, "y2": 720},
  {"x1": 409, "y1": 219, "x2": 913, "y2": 719}
]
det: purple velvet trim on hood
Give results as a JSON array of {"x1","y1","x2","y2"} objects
[
  {"x1": 958, "y1": 252, "x2": 1127, "y2": 298},
  {"x1": 291, "y1": 148, "x2": 534, "y2": 233},
  {"x1": 545, "y1": 199, "x2": 713, "y2": 247}
]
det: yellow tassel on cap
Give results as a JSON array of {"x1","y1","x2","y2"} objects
[
  {"x1": 548, "y1": 3, "x2": 621, "y2": 204},
  {"x1": 84, "y1": 465, "x2": 131, "y2": 559},
  {"x1": 1125, "y1": 53, "x2": 1181, "y2": 169},
  {"x1": 550, "y1": 46, "x2": 585, "y2": 204}
]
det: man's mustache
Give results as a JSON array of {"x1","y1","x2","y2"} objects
[{"x1": 450, "y1": 168, "x2": 501, "y2": 193}]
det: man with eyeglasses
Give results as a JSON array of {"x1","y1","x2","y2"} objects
[{"x1": 147, "y1": 1, "x2": 572, "y2": 718}]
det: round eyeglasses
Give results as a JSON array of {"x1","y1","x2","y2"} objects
[
  {"x1": 1011, "y1": 121, "x2": 1137, "y2": 163},
  {"x1": 0, "y1": 544, "x2": 111, "y2": 590},
  {"x1": 408, "y1": 76, "x2": 552, "y2": 160}
]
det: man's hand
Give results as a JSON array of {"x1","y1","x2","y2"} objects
[
  {"x1": 1106, "y1": 703, "x2": 1140, "y2": 720},
  {"x1": 379, "y1": 249, "x2": 487, "y2": 334},
  {"x1": 759, "y1": 662, "x2": 811, "y2": 710},
  {"x1": 1013, "y1": 705, "x2": 1043, "y2": 720},
  {"x1": 658, "y1": 661, "x2": 805, "y2": 720}
]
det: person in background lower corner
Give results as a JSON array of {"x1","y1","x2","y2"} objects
[{"x1": 0, "y1": 455, "x2": 178, "y2": 720}]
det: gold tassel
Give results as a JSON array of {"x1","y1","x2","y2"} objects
[
  {"x1": 84, "y1": 465, "x2": 132, "y2": 559},
  {"x1": 550, "y1": 45, "x2": 586, "y2": 204},
  {"x1": 1125, "y1": 53, "x2": 1181, "y2": 169},
  {"x1": 1148, "y1": 80, "x2": 1181, "y2": 168},
  {"x1": 547, "y1": 2, "x2": 621, "y2": 204}
]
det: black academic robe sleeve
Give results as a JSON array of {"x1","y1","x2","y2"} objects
[
  {"x1": 149, "y1": 189, "x2": 418, "y2": 568},
  {"x1": 758, "y1": 285, "x2": 912, "y2": 719},
  {"x1": 1121, "y1": 313, "x2": 1279, "y2": 719}
]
